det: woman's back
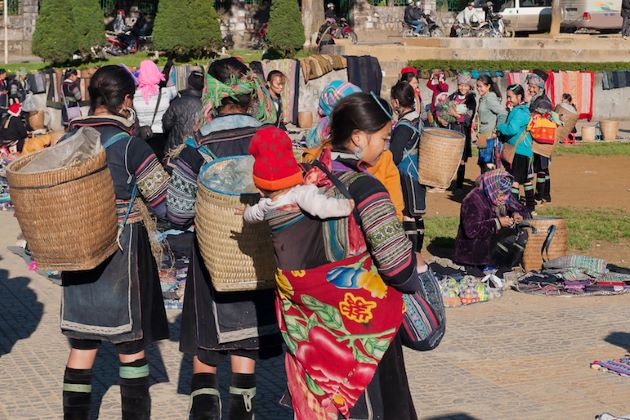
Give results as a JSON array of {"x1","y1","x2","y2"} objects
[{"x1": 133, "y1": 86, "x2": 176, "y2": 134}]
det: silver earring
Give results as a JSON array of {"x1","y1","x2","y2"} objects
[{"x1": 354, "y1": 145, "x2": 364, "y2": 160}]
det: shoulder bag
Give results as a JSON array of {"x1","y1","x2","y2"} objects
[{"x1": 500, "y1": 130, "x2": 527, "y2": 165}]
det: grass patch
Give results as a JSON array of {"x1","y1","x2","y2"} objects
[
  {"x1": 423, "y1": 207, "x2": 630, "y2": 253},
  {"x1": 538, "y1": 207, "x2": 630, "y2": 250},
  {"x1": 408, "y1": 59, "x2": 630, "y2": 72},
  {"x1": 554, "y1": 143, "x2": 630, "y2": 157}
]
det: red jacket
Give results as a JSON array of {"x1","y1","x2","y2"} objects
[{"x1": 426, "y1": 79, "x2": 449, "y2": 113}]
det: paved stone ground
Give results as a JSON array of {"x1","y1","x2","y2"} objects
[{"x1": 1, "y1": 210, "x2": 630, "y2": 419}]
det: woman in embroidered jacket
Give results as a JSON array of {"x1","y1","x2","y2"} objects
[
  {"x1": 60, "y1": 65, "x2": 170, "y2": 420},
  {"x1": 167, "y1": 58, "x2": 280, "y2": 420},
  {"x1": 258, "y1": 93, "x2": 432, "y2": 419}
]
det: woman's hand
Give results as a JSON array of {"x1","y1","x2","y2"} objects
[
  {"x1": 512, "y1": 212, "x2": 524, "y2": 224},
  {"x1": 437, "y1": 117, "x2": 448, "y2": 127},
  {"x1": 447, "y1": 107, "x2": 460, "y2": 118},
  {"x1": 499, "y1": 216, "x2": 514, "y2": 228},
  {"x1": 234, "y1": 206, "x2": 245, "y2": 216}
]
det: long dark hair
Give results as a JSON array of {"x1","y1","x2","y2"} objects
[
  {"x1": 391, "y1": 81, "x2": 416, "y2": 109},
  {"x1": 88, "y1": 65, "x2": 136, "y2": 116},
  {"x1": 478, "y1": 75, "x2": 502, "y2": 99},
  {"x1": 507, "y1": 84, "x2": 525, "y2": 103},
  {"x1": 208, "y1": 57, "x2": 251, "y2": 111},
  {"x1": 330, "y1": 93, "x2": 392, "y2": 151}
]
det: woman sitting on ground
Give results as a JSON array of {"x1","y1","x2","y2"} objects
[{"x1": 454, "y1": 169, "x2": 528, "y2": 275}]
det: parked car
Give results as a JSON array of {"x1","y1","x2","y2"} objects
[
  {"x1": 491, "y1": 0, "x2": 552, "y2": 32},
  {"x1": 560, "y1": 0, "x2": 623, "y2": 31}
]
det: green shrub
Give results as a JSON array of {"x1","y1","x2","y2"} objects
[
  {"x1": 32, "y1": 0, "x2": 78, "y2": 64},
  {"x1": 407, "y1": 59, "x2": 630, "y2": 73},
  {"x1": 71, "y1": 0, "x2": 105, "y2": 54},
  {"x1": 153, "y1": 0, "x2": 221, "y2": 57},
  {"x1": 266, "y1": 0, "x2": 305, "y2": 57}
]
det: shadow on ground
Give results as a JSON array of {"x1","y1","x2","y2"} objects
[
  {"x1": 605, "y1": 332, "x2": 630, "y2": 354},
  {"x1": 427, "y1": 238, "x2": 456, "y2": 259},
  {"x1": 425, "y1": 414, "x2": 480, "y2": 420},
  {"x1": 0, "y1": 268, "x2": 43, "y2": 357}
]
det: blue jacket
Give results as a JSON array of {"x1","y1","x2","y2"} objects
[{"x1": 497, "y1": 105, "x2": 533, "y2": 158}]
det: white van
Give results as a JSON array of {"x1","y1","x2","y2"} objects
[{"x1": 561, "y1": 0, "x2": 623, "y2": 31}]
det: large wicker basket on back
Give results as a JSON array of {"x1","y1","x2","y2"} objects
[
  {"x1": 418, "y1": 128, "x2": 465, "y2": 189},
  {"x1": 522, "y1": 217, "x2": 568, "y2": 272},
  {"x1": 7, "y1": 129, "x2": 118, "y2": 271},
  {"x1": 195, "y1": 157, "x2": 276, "y2": 292}
]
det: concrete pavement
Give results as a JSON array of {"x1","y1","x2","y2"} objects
[{"x1": 1, "y1": 210, "x2": 630, "y2": 419}]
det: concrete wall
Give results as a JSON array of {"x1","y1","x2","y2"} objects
[
  {"x1": 219, "y1": 4, "x2": 266, "y2": 50},
  {"x1": 351, "y1": 0, "x2": 437, "y2": 35},
  {"x1": 0, "y1": 0, "x2": 38, "y2": 57}
]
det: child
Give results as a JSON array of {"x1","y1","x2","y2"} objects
[
  {"x1": 390, "y1": 80, "x2": 427, "y2": 253},
  {"x1": 497, "y1": 84, "x2": 535, "y2": 213},
  {"x1": 0, "y1": 102, "x2": 27, "y2": 153},
  {"x1": 266, "y1": 70, "x2": 286, "y2": 129},
  {"x1": 561, "y1": 93, "x2": 577, "y2": 143},
  {"x1": 244, "y1": 126, "x2": 354, "y2": 223}
]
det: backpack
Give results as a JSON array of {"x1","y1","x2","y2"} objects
[{"x1": 528, "y1": 114, "x2": 556, "y2": 144}]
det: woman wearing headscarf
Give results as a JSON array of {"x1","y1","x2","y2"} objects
[
  {"x1": 167, "y1": 57, "x2": 279, "y2": 420},
  {"x1": 304, "y1": 80, "x2": 405, "y2": 221},
  {"x1": 133, "y1": 60, "x2": 177, "y2": 160},
  {"x1": 454, "y1": 169, "x2": 528, "y2": 274},
  {"x1": 526, "y1": 70, "x2": 554, "y2": 204}
]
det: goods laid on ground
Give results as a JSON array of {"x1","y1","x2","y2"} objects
[
  {"x1": 195, "y1": 156, "x2": 276, "y2": 292},
  {"x1": 7, "y1": 127, "x2": 118, "y2": 271},
  {"x1": 591, "y1": 357, "x2": 630, "y2": 377},
  {"x1": 600, "y1": 120, "x2": 620, "y2": 142},
  {"x1": 554, "y1": 103, "x2": 578, "y2": 144},
  {"x1": 516, "y1": 255, "x2": 630, "y2": 296},
  {"x1": 418, "y1": 128, "x2": 465, "y2": 189},
  {"x1": 439, "y1": 275, "x2": 502, "y2": 307},
  {"x1": 522, "y1": 216, "x2": 568, "y2": 272}
]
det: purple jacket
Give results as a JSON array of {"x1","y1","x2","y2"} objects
[{"x1": 454, "y1": 188, "x2": 524, "y2": 266}]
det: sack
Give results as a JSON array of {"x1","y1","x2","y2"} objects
[
  {"x1": 528, "y1": 114, "x2": 556, "y2": 145},
  {"x1": 22, "y1": 92, "x2": 38, "y2": 112},
  {"x1": 400, "y1": 270, "x2": 446, "y2": 351},
  {"x1": 65, "y1": 104, "x2": 81, "y2": 121},
  {"x1": 500, "y1": 131, "x2": 527, "y2": 165}
]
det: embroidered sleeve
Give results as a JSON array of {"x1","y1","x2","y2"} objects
[
  {"x1": 130, "y1": 141, "x2": 169, "y2": 219},
  {"x1": 167, "y1": 146, "x2": 202, "y2": 228},
  {"x1": 348, "y1": 176, "x2": 418, "y2": 292}
]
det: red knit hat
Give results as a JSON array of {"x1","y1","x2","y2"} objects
[
  {"x1": 400, "y1": 66, "x2": 418, "y2": 76},
  {"x1": 249, "y1": 126, "x2": 303, "y2": 191},
  {"x1": 8, "y1": 102, "x2": 21, "y2": 117}
]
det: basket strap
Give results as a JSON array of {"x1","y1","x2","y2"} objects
[
  {"x1": 541, "y1": 224, "x2": 557, "y2": 263},
  {"x1": 310, "y1": 159, "x2": 362, "y2": 227},
  {"x1": 103, "y1": 132, "x2": 131, "y2": 149}
]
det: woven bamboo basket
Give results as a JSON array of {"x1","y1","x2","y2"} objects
[
  {"x1": 195, "y1": 158, "x2": 276, "y2": 292},
  {"x1": 554, "y1": 103, "x2": 578, "y2": 143},
  {"x1": 298, "y1": 111, "x2": 313, "y2": 129},
  {"x1": 418, "y1": 128, "x2": 465, "y2": 189},
  {"x1": 532, "y1": 141, "x2": 555, "y2": 158},
  {"x1": 28, "y1": 111, "x2": 45, "y2": 131},
  {"x1": 7, "y1": 148, "x2": 118, "y2": 271},
  {"x1": 522, "y1": 217, "x2": 568, "y2": 272},
  {"x1": 581, "y1": 126, "x2": 596, "y2": 143},
  {"x1": 600, "y1": 120, "x2": 620, "y2": 142}
]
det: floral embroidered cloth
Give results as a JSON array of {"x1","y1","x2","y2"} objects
[{"x1": 275, "y1": 252, "x2": 403, "y2": 419}]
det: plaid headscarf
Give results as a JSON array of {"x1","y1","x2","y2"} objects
[
  {"x1": 526, "y1": 73, "x2": 546, "y2": 89},
  {"x1": 477, "y1": 169, "x2": 514, "y2": 213},
  {"x1": 456, "y1": 71, "x2": 474, "y2": 87},
  {"x1": 201, "y1": 72, "x2": 276, "y2": 124},
  {"x1": 305, "y1": 80, "x2": 362, "y2": 148}
]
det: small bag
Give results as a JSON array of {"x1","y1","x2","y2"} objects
[
  {"x1": 138, "y1": 89, "x2": 162, "y2": 140},
  {"x1": 400, "y1": 270, "x2": 446, "y2": 351},
  {"x1": 476, "y1": 131, "x2": 492, "y2": 149},
  {"x1": 62, "y1": 85, "x2": 81, "y2": 122}
]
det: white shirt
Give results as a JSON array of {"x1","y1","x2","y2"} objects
[
  {"x1": 133, "y1": 86, "x2": 177, "y2": 134},
  {"x1": 243, "y1": 184, "x2": 354, "y2": 223}
]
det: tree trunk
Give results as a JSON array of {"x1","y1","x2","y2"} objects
[
  {"x1": 550, "y1": 0, "x2": 561, "y2": 36},
  {"x1": 302, "y1": 0, "x2": 325, "y2": 46}
]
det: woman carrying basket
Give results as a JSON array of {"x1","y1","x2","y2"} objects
[
  {"x1": 256, "y1": 92, "x2": 430, "y2": 419},
  {"x1": 60, "y1": 65, "x2": 170, "y2": 419},
  {"x1": 167, "y1": 58, "x2": 281, "y2": 420}
]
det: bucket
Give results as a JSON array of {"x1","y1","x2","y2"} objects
[
  {"x1": 554, "y1": 103, "x2": 578, "y2": 143},
  {"x1": 600, "y1": 120, "x2": 619, "y2": 142},
  {"x1": 7, "y1": 128, "x2": 118, "y2": 271},
  {"x1": 28, "y1": 111, "x2": 45, "y2": 131},
  {"x1": 581, "y1": 126, "x2": 596, "y2": 143},
  {"x1": 298, "y1": 111, "x2": 313, "y2": 129},
  {"x1": 418, "y1": 128, "x2": 465, "y2": 189},
  {"x1": 195, "y1": 156, "x2": 276, "y2": 292},
  {"x1": 522, "y1": 217, "x2": 568, "y2": 272}
]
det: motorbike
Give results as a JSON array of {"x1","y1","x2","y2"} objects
[
  {"x1": 401, "y1": 15, "x2": 444, "y2": 38},
  {"x1": 104, "y1": 30, "x2": 153, "y2": 56},
  {"x1": 332, "y1": 19, "x2": 359, "y2": 44}
]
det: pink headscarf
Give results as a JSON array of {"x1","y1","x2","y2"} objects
[{"x1": 137, "y1": 60, "x2": 165, "y2": 104}]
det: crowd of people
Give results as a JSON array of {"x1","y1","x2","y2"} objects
[{"x1": 3, "y1": 55, "x2": 574, "y2": 420}]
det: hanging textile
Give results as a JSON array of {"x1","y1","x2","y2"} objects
[
  {"x1": 549, "y1": 71, "x2": 595, "y2": 120},
  {"x1": 602, "y1": 71, "x2": 630, "y2": 90},
  {"x1": 345, "y1": 56, "x2": 383, "y2": 95}
]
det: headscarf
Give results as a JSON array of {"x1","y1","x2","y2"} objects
[
  {"x1": 477, "y1": 169, "x2": 514, "y2": 213},
  {"x1": 456, "y1": 71, "x2": 474, "y2": 87},
  {"x1": 305, "y1": 80, "x2": 362, "y2": 148},
  {"x1": 200, "y1": 72, "x2": 276, "y2": 125},
  {"x1": 137, "y1": 60, "x2": 164, "y2": 104},
  {"x1": 526, "y1": 73, "x2": 545, "y2": 89}
]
